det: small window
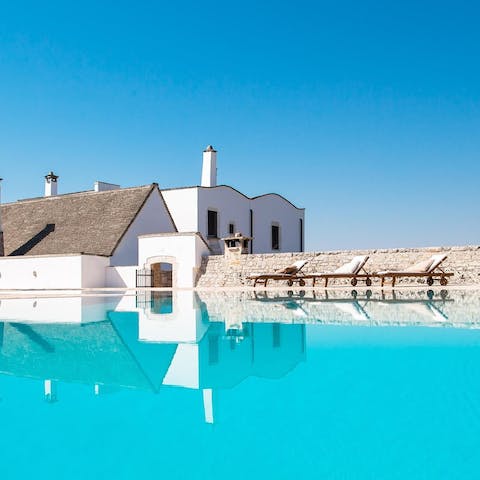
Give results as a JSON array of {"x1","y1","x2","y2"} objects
[
  {"x1": 229, "y1": 223, "x2": 235, "y2": 235},
  {"x1": 271, "y1": 225, "x2": 280, "y2": 250},
  {"x1": 207, "y1": 210, "x2": 218, "y2": 238}
]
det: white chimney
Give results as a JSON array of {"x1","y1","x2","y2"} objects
[
  {"x1": 201, "y1": 145, "x2": 217, "y2": 187},
  {"x1": 0, "y1": 178, "x2": 4, "y2": 256},
  {"x1": 44, "y1": 171, "x2": 59, "y2": 197},
  {"x1": 94, "y1": 181, "x2": 120, "y2": 192}
]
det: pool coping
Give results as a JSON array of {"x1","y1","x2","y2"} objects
[{"x1": 0, "y1": 284, "x2": 478, "y2": 299}]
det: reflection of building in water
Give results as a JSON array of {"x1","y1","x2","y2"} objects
[
  {"x1": 0, "y1": 296, "x2": 120, "y2": 324},
  {"x1": 151, "y1": 320, "x2": 307, "y2": 420},
  {"x1": 0, "y1": 289, "x2": 464, "y2": 422},
  {"x1": 0, "y1": 292, "x2": 306, "y2": 423},
  {"x1": 111, "y1": 304, "x2": 306, "y2": 423}
]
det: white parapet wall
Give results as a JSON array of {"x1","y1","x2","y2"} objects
[
  {"x1": 0, "y1": 254, "x2": 109, "y2": 290},
  {"x1": 105, "y1": 265, "x2": 138, "y2": 288},
  {"x1": 81, "y1": 255, "x2": 110, "y2": 288},
  {"x1": 138, "y1": 232, "x2": 211, "y2": 288}
]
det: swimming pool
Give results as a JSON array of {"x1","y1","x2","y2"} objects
[{"x1": 0, "y1": 289, "x2": 479, "y2": 479}]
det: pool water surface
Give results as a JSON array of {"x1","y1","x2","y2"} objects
[{"x1": 0, "y1": 289, "x2": 479, "y2": 479}]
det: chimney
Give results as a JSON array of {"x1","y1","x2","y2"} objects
[
  {"x1": 201, "y1": 145, "x2": 217, "y2": 187},
  {"x1": 44, "y1": 171, "x2": 59, "y2": 197},
  {"x1": 0, "y1": 178, "x2": 4, "y2": 256}
]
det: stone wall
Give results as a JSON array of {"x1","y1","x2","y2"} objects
[{"x1": 196, "y1": 245, "x2": 480, "y2": 288}]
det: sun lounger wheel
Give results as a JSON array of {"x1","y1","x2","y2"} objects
[
  {"x1": 440, "y1": 277, "x2": 448, "y2": 286},
  {"x1": 351, "y1": 278, "x2": 357, "y2": 286},
  {"x1": 366, "y1": 277, "x2": 372, "y2": 286},
  {"x1": 427, "y1": 276, "x2": 434, "y2": 286},
  {"x1": 287, "y1": 279, "x2": 294, "y2": 286},
  {"x1": 299, "y1": 279, "x2": 306, "y2": 286}
]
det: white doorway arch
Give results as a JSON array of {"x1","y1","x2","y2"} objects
[{"x1": 145, "y1": 255, "x2": 177, "y2": 288}]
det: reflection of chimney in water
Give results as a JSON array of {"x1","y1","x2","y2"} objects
[
  {"x1": 203, "y1": 388, "x2": 214, "y2": 424},
  {"x1": 44, "y1": 379, "x2": 58, "y2": 403},
  {"x1": 0, "y1": 178, "x2": 4, "y2": 256}
]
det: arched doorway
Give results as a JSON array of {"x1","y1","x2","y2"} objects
[
  {"x1": 144, "y1": 255, "x2": 177, "y2": 288},
  {"x1": 151, "y1": 262, "x2": 173, "y2": 288}
]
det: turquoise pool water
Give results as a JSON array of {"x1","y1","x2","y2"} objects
[{"x1": 0, "y1": 290, "x2": 479, "y2": 479}]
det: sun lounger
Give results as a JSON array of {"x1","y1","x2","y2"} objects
[
  {"x1": 306, "y1": 255, "x2": 371, "y2": 287},
  {"x1": 376, "y1": 254, "x2": 453, "y2": 287},
  {"x1": 248, "y1": 260, "x2": 308, "y2": 287}
]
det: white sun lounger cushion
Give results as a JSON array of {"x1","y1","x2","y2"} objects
[
  {"x1": 292, "y1": 260, "x2": 308, "y2": 270},
  {"x1": 428, "y1": 254, "x2": 447, "y2": 272},
  {"x1": 334, "y1": 255, "x2": 367, "y2": 275},
  {"x1": 377, "y1": 254, "x2": 447, "y2": 275},
  {"x1": 404, "y1": 258, "x2": 434, "y2": 273},
  {"x1": 279, "y1": 260, "x2": 307, "y2": 274}
]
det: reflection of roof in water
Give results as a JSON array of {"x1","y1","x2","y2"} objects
[
  {"x1": 0, "y1": 318, "x2": 177, "y2": 391},
  {"x1": 0, "y1": 314, "x2": 306, "y2": 392},
  {"x1": 108, "y1": 311, "x2": 177, "y2": 391}
]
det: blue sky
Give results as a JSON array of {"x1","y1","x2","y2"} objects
[{"x1": 0, "y1": 0, "x2": 478, "y2": 250}]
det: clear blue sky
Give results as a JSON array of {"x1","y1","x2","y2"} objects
[{"x1": 0, "y1": 0, "x2": 478, "y2": 250}]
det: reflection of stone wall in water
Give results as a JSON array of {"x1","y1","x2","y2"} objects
[
  {"x1": 197, "y1": 245, "x2": 480, "y2": 287},
  {"x1": 198, "y1": 289, "x2": 480, "y2": 327}
]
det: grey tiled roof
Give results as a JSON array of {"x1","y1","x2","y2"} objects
[{"x1": 1, "y1": 184, "x2": 156, "y2": 257}]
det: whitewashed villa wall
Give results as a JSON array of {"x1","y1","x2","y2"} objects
[
  {"x1": 0, "y1": 254, "x2": 109, "y2": 290},
  {"x1": 105, "y1": 265, "x2": 137, "y2": 288},
  {"x1": 81, "y1": 255, "x2": 110, "y2": 288},
  {"x1": 110, "y1": 190, "x2": 177, "y2": 266},
  {"x1": 196, "y1": 245, "x2": 480, "y2": 288},
  {"x1": 162, "y1": 186, "x2": 305, "y2": 255},
  {"x1": 138, "y1": 232, "x2": 211, "y2": 288},
  {"x1": 197, "y1": 186, "x2": 251, "y2": 250},
  {"x1": 162, "y1": 187, "x2": 199, "y2": 232},
  {"x1": 251, "y1": 194, "x2": 304, "y2": 253}
]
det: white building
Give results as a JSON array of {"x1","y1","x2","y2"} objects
[
  {"x1": 162, "y1": 146, "x2": 304, "y2": 254},
  {"x1": 0, "y1": 146, "x2": 304, "y2": 289}
]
